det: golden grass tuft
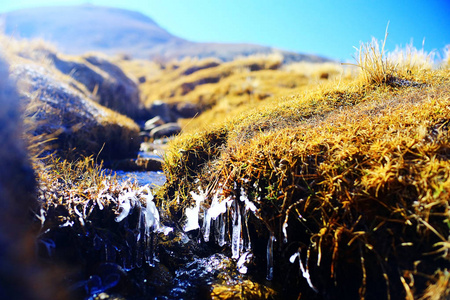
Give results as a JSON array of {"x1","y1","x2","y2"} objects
[
  {"x1": 388, "y1": 41, "x2": 435, "y2": 73},
  {"x1": 160, "y1": 52, "x2": 450, "y2": 297},
  {"x1": 345, "y1": 24, "x2": 396, "y2": 85},
  {"x1": 346, "y1": 24, "x2": 437, "y2": 88}
]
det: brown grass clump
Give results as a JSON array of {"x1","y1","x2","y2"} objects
[{"x1": 160, "y1": 45, "x2": 450, "y2": 299}]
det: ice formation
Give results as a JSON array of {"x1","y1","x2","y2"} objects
[
  {"x1": 266, "y1": 232, "x2": 276, "y2": 281},
  {"x1": 290, "y1": 250, "x2": 318, "y2": 292},
  {"x1": 115, "y1": 191, "x2": 136, "y2": 222},
  {"x1": 183, "y1": 187, "x2": 207, "y2": 232},
  {"x1": 112, "y1": 185, "x2": 172, "y2": 268},
  {"x1": 202, "y1": 190, "x2": 231, "y2": 242},
  {"x1": 183, "y1": 184, "x2": 273, "y2": 276},
  {"x1": 237, "y1": 251, "x2": 253, "y2": 274},
  {"x1": 231, "y1": 198, "x2": 243, "y2": 259}
]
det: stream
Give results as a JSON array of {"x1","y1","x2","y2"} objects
[{"x1": 67, "y1": 148, "x2": 276, "y2": 300}]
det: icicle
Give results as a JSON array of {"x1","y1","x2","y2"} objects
[
  {"x1": 59, "y1": 220, "x2": 74, "y2": 227},
  {"x1": 240, "y1": 188, "x2": 260, "y2": 251},
  {"x1": 35, "y1": 208, "x2": 46, "y2": 226},
  {"x1": 184, "y1": 204, "x2": 200, "y2": 232},
  {"x1": 217, "y1": 214, "x2": 226, "y2": 247},
  {"x1": 115, "y1": 191, "x2": 136, "y2": 222},
  {"x1": 231, "y1": 199, "x2": 242, "y2": 259},
  {"x1": 141, "y1": 187, "x2": 160, "y2": 235},
  {"x1": 266, "y1": 232, "x2": 276, "y2": 281},
  {"x1": 282, "y1": 217, "x2": 289, "y2": 244},
  {"x1": 289, "y1": 252, "x2": 300, "y2": 263},
  {"x1": 203, "y1": 210, "x2": 212, "y2": 242},
  {"x1": 203, "y1": 191, "x2": 231, "y2": 242},
  {"x1": 141, "y1": 185, "x2": 173, "y2": 235},
  {"x1": 237, "y1": 251, "x2": 253, "y2": 274},
  {"x1": 240, "y1": 188, "x2": 257, "y2": 213},
  {"x1": 209, "y1": 191, "x2": 230, "y2": 219},
  {"x1": 292, "y1": 249, "x2": 318, "y2": 293},
  {"x1": 183, "y1": 187, "x2": 207, "y2": 232}
]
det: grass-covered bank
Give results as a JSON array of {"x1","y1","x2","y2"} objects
[
  {"x1": 4, "y1": 30, "x2": 450, "y2": 299},
  {"x1": 159, "y1": 39, "x2": 450, "y2": 298},
  {"x1": 2, "y1": 35, "x2": 142, "y2": 161}
]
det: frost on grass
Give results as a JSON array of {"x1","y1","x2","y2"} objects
[{"x1": 38, "y1": 169, "x2": 172, "y2": 274}]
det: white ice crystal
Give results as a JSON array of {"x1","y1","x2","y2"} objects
[
  {"x1": 115, "y1": 191, "x2": 136, "y2": 222},
  {"x1": 183, "y1": 187, "x2": 207, "y2": 232}
]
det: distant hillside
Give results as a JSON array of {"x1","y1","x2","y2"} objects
[{"x1": 1, "y1": 5, "x2": 329, "y2": 63}]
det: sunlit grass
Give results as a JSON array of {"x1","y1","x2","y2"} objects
[
  {"x1": 160, "y1": 41, "x2": 450, "y2": 297},
  {"x1": 344, "y1": 24, "x2": 396, "y2": 85}
]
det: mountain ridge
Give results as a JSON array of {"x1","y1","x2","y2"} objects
[{"x1": 1, "y1": 4, "x2": 330, "y2": 62}]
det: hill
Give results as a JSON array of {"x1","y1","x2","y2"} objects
[{"x1": 0, "y1": 4, "x2": 329, "y2": 62}]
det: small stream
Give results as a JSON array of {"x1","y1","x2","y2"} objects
[
  {"x1": 36, "y1": 143, "x2": 280, "y2": 300},
  {"x1": 113, "y1": 169, "x2": 166, "y2": 187},
  {"x1": 110, "y1": 151, "x2": 166, "y2": 187},
  {"x1": 83, "y1": 149, "x2": 268, "y2": 300}
]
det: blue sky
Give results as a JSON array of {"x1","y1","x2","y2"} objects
[{"x1": 0, "y1": 0, "x2": 449, "y2": 61}]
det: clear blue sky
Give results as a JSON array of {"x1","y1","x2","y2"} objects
[{"x1": 0, "y1": 0, "x2": 449, "y2": 61}]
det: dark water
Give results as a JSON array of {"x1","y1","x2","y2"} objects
[
  {"x1": 113, "y1": 170, "x2": 166, "y2": 187},
  {"x1": 109, "y1": 151, "x2": 166, "y2": 187}
]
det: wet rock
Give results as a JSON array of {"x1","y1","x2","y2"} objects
[
  {"x1": 175, "y1": 102, "x2": 199, "y2": 118},
  {"x1": 11, "y1": 61, "x2": 140, "y2": 160},
  {"x1": 111, "y1": 157, "x2": 163, "y2": 171},
  {"x1": 138, "y1": 76, "x2": 146, "y2": 83},
  {"x1": 150, "y1": 123, "x2": 182, "y2": 139},
  {"x1": 147, "y1": 100, "x2": 173, "y2": 123},
  {"x1": 144, "y1": 116, "x2": 165, "y2": 131},
  {"x1": 49, "y1": 53, "x2": 143, "y2": 119}
]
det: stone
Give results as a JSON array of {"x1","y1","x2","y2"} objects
[
  {"x1": 49, "y1": 53, "x2": 143, "y2": 119},
  {"x1": 148, "y1": 100, "x2": 173, "y2": 123},
  {"x1": 144, "y1": 116, "x2": 165, "y2": 131},
  {"x1": 11, "y1": 61, "x2": 140, "y2": 160},
  {"x1": 150, "y1": 123, "x2": 182, "y2": 139}
]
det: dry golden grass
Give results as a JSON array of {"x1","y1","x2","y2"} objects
[
  {"x1": 1, "y1": 34, "x2": 142, "y2": 160},
  {"x1": 159, "y1": 39, "x2": 450, "y2": 297},
  {"x1": 420, "y1": 269, "x2": 450, "y2": 300},
  {"x1": 388, "y1": 42, "x2": 435, "y2": 73},
  {"x1": 136, "y1": 54, "x2": 282, "y2": 106},
  {"x1": 345, "y1": 24, "x2": 437, "y2": 87},
  {"x1": 115, "y1": 53, "x2": 341, "y2": 131}
]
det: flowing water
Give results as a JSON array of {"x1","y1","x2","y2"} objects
[{"x1": 72, "y1": 149, "x2": 272, "y2": 300}]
